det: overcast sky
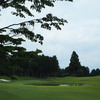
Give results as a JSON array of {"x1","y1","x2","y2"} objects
[{"x1": 0, "y1": 0, "x2": 100, "y2": 70}]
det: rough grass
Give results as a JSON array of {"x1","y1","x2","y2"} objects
[{"x1": 0, "y1": 76, "x2": 100, "y2": 100}]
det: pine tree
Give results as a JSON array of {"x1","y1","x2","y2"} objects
[{"x1": 67, "y1": 51, "x2": 82, "y2": 76}]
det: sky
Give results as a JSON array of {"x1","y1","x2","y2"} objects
[{"x1": 0, "y1": 0, "x2": 100, "y2": 70}]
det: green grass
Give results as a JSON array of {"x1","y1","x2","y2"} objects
[{"x1": 0, "y1": 76, "x2": 100, "y2": 100}]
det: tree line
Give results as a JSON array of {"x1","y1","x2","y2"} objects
[
  {"x1": 0, "y1": 48, "x2": 100, "y2": 78},
  {"x1": 0, "y1": 0, "x2": 100, "y2": 78},
  {"x1": 0, "y1": 48, "x2": 59, "y2": 78},
  {"x1": 0, "y1": 0, "x2": 72, "y2": 78},
  {"x1": 58, "y1": 51, "x2": 100, "y2": 77}
]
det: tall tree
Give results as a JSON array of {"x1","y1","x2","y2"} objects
[
  {"x1": 65, "y1": 51, "x2": 90, "y2": 77},
  {"x1": 65, "y1": 51, "x2": 82, "y2": 76}
]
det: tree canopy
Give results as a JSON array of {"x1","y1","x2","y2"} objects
[
  {"x1": 0, "y1": 0, "x2": 73, "y2": 78},
  {"x1": 0, "y1": 0, "x2": 73, "y2": 68},
  {"x1": 0, "y1": 0, "x2": 73, "y2": 44},
  {"x1": 66, "y1": 51, "x2": 81, "y2": 76},
  {"x1": 65, "y1": 51, "x2": 90, "y2": 77}
]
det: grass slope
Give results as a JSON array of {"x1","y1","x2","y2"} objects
[{"x1": 0, "y1": 76, "x2": 100, "y2": 100}]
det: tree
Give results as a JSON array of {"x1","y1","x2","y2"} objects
[
  {"x1": 91, "y1": 68, "x2": 100, "y2": 76},
  {"x1": 0, "y1": 0, "x2": 73, "y2": 76},
  {"x1": 0, "y1": 0, "x2": 73, "y2": 44},
  {"x1": 81, "y1": 66, "x2": 90, "y2": 76},
  {"x1": 0, "y1": 35, "x2": 26, "y2": 76},
  {"x1": 36, "y1": 55, "x2": 59, "y2": 78},
  {"x1": 91, "y1": 69, "x2": 96, "y2": 76},
  {"x1": 65, "y1": 51, "x2": 90, "y2": 77},
  {"x1": 10, "y1": 49, "x2": 42, "y2": 76},
  {"x1": 95, "y1": 68, "x2": 100, "y2": 76},
  {"x1": 67, "y1": 51, "x2": 81, "y2": 76},
  {"x1": 57, "y1": 68, "x2": 66, "y2": 77}
]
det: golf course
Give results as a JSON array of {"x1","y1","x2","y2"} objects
[{"x1": 0, "y1": 76, "x2": 100, "y2": 100}]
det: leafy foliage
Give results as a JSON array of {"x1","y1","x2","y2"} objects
[
  {"x1": 0, "y1": 49, "x2": 60, "y2": 78},
  {"x1": 0, "y1": 0, "x2": 73, "y2": 77},
  {"x1": 0, "y1": 0, "x2": 72, "y2": 44},
  {"x1": 91, "y1": 68, "x2": 100, "y2": 76},
  {"x1": 65, "y1": 51, "x2": 90, "y2": 77}
]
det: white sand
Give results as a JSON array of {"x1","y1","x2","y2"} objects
[{"x1": 0, "y1": 79, "x2": 11, "y2": 82}]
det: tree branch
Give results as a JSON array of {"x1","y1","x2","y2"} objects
[
  {"x1": 0, "y1": 19, "x2": 34, "y2": 30},
  {"x1": 0, "y1": 19, "x2": 40, "y2": 30},
  {"x1": 0, "y1": 13, "x2": 67, "y2": 32}
]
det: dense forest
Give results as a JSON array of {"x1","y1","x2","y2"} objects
[
  {"x1": 0, "y1": 48, "x2": 100, "y2": 78},
  {"x1": 0, "y1": 0, "x2": 100, "y2": 78},
  {"x1": 0, "y1": 0, "x2": 70, "y2": 78},
  {"x1": 0, "y1": 47, "x2": 59, "y2": 78}
]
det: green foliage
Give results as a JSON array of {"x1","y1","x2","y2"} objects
[
  {"x1": 77, "y1": 69, "x2": 84, "y2": 77},
  {"x1": 0, "y1": 48, "x2": 59, "y2": 78},
  {"x1": 67, "y1": 51, "x2": 81, "y2": 76},
  {"x1": 91, "y1": 68, "x2": 100, "y2": 76},
  {"x1": 0, "y1": 35, "x2": 25, "y2": 45},
  {"x1": 65, "y1": 51, "x2": 90, "y2": 77},
  {"x1": 0, "y1": 0, "x2": 72, "y2": 44},
  {"x1": 0, "y1": 0, "x2": 72, "y2": 78}
]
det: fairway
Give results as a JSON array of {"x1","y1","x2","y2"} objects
[{"x1": 0, "y1": 76, "x2": 100, "y2": 100}]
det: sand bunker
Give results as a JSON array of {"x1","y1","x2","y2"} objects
[{"x1": 0, "y1": 79, "x2": 11, "y2": 82}]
